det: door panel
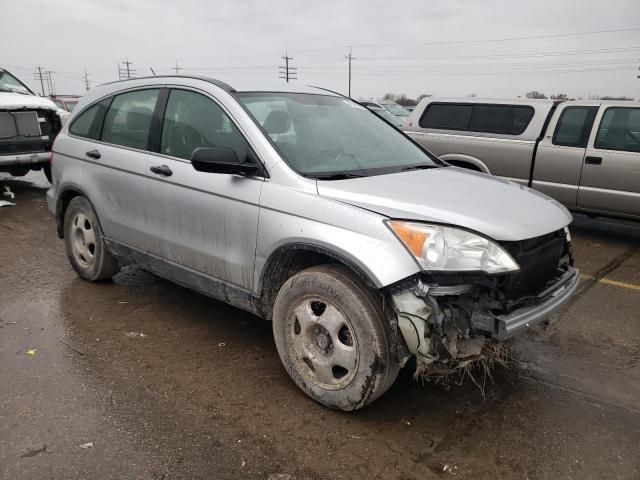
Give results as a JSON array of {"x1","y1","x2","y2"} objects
[
  {"x1": 578, "y1": 106, "x2": 640, "y2": 217},
  {"x1": 81, "y1": 89, "x2": 160, "y2": 250},
  {"x1": 145, "y1": 160, "x2": 262, "y2": 288},
  {"x1": 532, "y1": 105, "x2": 598, "y2": 207},
  {"x1": 86, "y1": 142, "x2": 150, "y2": 249},
  {"x1": 144, "y1": 88, "x2": 262, "y2": 289}
]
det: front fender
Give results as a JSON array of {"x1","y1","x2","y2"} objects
[
  {"x1": 439, "y1": 153, "x2": 491, "y2": 174},
  {"x1": 254, "y1": 182, "x2": 420, "y2": 293}
]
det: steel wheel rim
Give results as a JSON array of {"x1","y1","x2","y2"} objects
[
  {"x1": 70, "y1": 212, "x2": 96, "y2": 268},
  {"x1": 286, "y1": 296, "x2": 359, "y2": 390}
]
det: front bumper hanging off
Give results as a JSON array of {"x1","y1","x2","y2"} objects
[
  {"x1": 495, "y1": 268, "x2": 579, "y2": 339},
  {"x1": 390, "y1": 266, "x2": 579, "y2": 365}
]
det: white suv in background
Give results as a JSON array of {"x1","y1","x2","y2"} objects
[{"x1": 0, "y1": 68, "x2": 64, "y2": 182}]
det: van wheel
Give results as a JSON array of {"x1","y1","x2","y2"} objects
[
  {"x1": 272, "y1": 265, "x2": 400, "y2": 411},
  {"x1": 63, "y1": 197, "x2": 120, "y2": 281}
]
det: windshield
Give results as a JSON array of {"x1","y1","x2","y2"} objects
[
  {"x1": 381, "y1": 102, "x2": 410, "y2": 117},
  {"x1": 65, "y1": 100, "x2": 78, "y2": 112},
  {"x1": 237, "y1": 93, "x2": 439, "y2": 178},
  {"x1": 0, "y1": 70, "x2": 32, "y2": 94}
]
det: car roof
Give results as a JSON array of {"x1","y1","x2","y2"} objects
[
  {"x1": 422, "y1": 96, "x2": 556, "y2": 106},
  {"x1": 100, "y1": 75, "x2": 341, "y2": 97}
]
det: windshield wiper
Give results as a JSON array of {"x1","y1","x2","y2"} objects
[
  {"x1": 400, "y1": 164, "x2": 440, "y2": 172},
  {"x1": 310, "y1": 173, "x2": 365, "y2": 180}
]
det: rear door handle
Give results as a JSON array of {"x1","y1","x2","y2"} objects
[
  {"x1": 150, "y1": 164, "x2": 173, "y2": 177},
  {"x1": 85, "y1": 149, "x2": 101, "y2": 159},
  {"x1": 585, "y1": 156, "x2": 602, "y2": 165}
]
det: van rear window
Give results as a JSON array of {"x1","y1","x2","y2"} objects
[{"x1": 419, "y1": 103, "x2": 534, "y2": 135}]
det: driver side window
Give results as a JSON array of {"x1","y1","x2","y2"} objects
[{"x1": 161, "y1": 89, "x2": 249, "y2": 161}]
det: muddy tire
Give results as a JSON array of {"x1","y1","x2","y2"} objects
[
  {"x1": 43, "y1": 165, "x2": 52, "y2": 183},
  {"x1": 63, "y1": 197, "x2": 119, "y2": 281},
  {"x1": 272, "y1": 264, "x2": 400, "y2": 411}
]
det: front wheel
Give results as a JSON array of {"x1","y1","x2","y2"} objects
[
  {"x1": 272, "y1": 265, "x2": 400, "y2": 411},
  {"x1": 63, "y1": 196, "x2": 120, "y2": 281}
]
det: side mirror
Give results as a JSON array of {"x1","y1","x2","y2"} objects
[{"x1": 191, "y1": 147, "x2": 259, "y2": 176}]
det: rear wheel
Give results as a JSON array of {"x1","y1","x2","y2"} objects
[
  {"x1": 272, "y1": 265, "x2": 400, "y2": 411},
  {"x1": 63, "y1": 197, "x2": 120, "y2": 281}
]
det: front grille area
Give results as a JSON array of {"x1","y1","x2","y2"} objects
[
  {"x1": 499, "y1": 229, "x2": 569, "y2": 301},
  {"x1": 0, "y1": 109, "x2": 59, "y2": 155}
]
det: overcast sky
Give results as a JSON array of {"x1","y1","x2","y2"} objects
[{"x1": 2, "y1": 0, "x2": 639, "y2": 99}]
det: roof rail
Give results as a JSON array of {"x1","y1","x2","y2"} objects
[{"x1": 100, "y1": 75, "x2": 235, "y2": 92}]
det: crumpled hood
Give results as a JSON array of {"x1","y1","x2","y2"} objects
[
  {"x1": 317, "y1": 167, "x2": 572, "y2": 241},
  {"x1": 0, "y1": 92, "x2": 59, "y2": 111}
]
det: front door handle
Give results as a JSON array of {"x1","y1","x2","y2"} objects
[
  {"x1": 585, "y1": 156, "x2": 602, "y2": 165},
  {"x1": 85, "y1": 149, "x2": 101, "y2": 159},
  {"x1": 150, "y1": 164, "x2": 173, "y2": 177}
]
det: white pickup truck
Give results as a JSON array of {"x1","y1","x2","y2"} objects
[
  {"x1": 404, "y1": 98, "x2": 640, "y2": 221},
  {"x1": 0, "y1": 68, "x2": 65, "y2": 182}
]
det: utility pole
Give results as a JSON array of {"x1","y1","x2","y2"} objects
[
  {"x1": 34, "y1": 66, "x2": 46, "y2": 95},
  {"x1": 173, "y1": 59, "x2": 182, "y2": 75},
  {"x1": 118, "y1": 58, "x2": 136, "y2": 80},
  {"x1": 82, "y1": 68, "x2": 91, "y2": 91},
  {"x1": 279, "y1": 52, "x2": 297, "y2": 83},
  {"x1": 46, "y1": 71, "x2": 56, "y2": 96},
  {"x1": 345, "y1": 47, "x2": 356, "y2": 97}
]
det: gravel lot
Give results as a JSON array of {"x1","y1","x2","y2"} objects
[{"x1": 1, "y1": 172, "x2": 639, "y2": 479}]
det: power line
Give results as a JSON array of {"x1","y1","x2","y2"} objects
[
  {"x1": 345, "y1": 47, "x2": 355, "y2": 97},
  {"x1": 333, "y1": 26, "x2": 640, "y2": 50},
  {"x1": 279, "y1": 52, "x2": 297, "y2": 82}
]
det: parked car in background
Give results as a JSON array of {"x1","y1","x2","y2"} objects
[
  {"x1": 404, "y1": 97, "x2": 640, "y2": 221},
  {"x1": 0, "y1": 67, "x2": 63, "y2": 182},
  {"x1": 359, "y1": 99, "x2": 411, "y2": 119},
  {"x1": 362, "y1": 103, "x2": 405, "y2": 127},
  {"x1": 50, "y1": 95, "x2": 80, "y2": 112},
  {"x1": 48, "y1": 76, "x2": 577, "y2": 410}
]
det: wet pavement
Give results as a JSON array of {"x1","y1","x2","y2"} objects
[{"x1": 1, "y1": 172, "x2": 639, "y2": 479}]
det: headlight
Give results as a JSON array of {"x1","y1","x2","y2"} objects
[
  {"x1": 387, "y1": 221, "x2": 519, "y2": 274},
  {"x1": 564, "y1": 226, "x2": 571, "y2": 243}
]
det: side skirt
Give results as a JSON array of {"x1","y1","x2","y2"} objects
[{"x1": 105, "y1": 239, "x2": 264, "y2": 318}]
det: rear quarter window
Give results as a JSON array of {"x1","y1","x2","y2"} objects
[
  {"x1": 419, "y1": 103, "x2": 534, "y2": 135},
  {"x1": 68, "y1": 99, "x2": 110, "y2": 140}
]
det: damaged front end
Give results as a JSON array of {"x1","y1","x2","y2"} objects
[{"x1": 388, "y1": 228, "x2": 579, "y2": 374}]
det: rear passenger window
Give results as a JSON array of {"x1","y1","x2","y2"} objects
[
  {"x1": 160, "y1": 89, "x2": 250, "y2": 162},
  {"x1": 552, "y1": 107, "x2": 598, "y2": 148},
  {"x1": 594, "y1": 107, "x2": 640, "y2": 153},
  {"x1": 420, "y1": 103, "x2": 534, "y2": 135},
  {"x1": 69, "y1": 101, "x2": 108, "y2": 139},
  {"x1": 101, "y1": 89, "x2": 159, "y2": 150}
]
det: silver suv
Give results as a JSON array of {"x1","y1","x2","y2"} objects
[{"x1": 48, "y1": 76, "x2": 579, "y2": 410}]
